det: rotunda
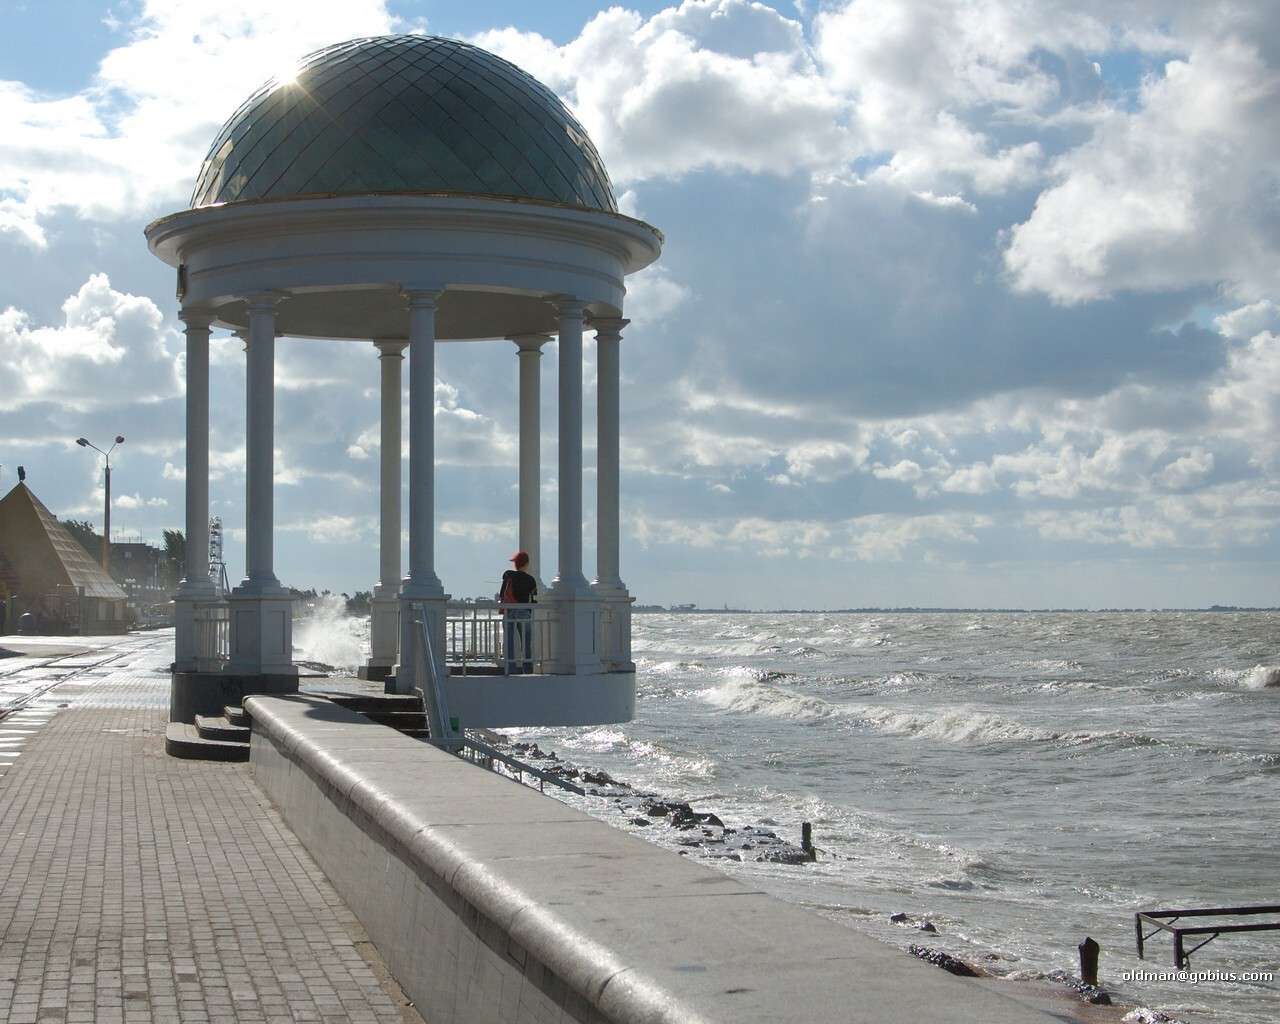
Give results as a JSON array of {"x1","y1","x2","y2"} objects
[{"x1": 146, "y1": 35, "x2": 662, "y2": 731}]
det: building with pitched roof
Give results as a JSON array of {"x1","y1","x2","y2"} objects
[{"x1": 0, "y1": 481, "x2": 129, "y2": 635}]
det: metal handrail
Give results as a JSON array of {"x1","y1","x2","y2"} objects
[
  {"x1": 413, "y1": 605, "x2": 460, "y2": 750},
  {"x1": 459, "y1": 735, "x2": 585, "y2": 795}
]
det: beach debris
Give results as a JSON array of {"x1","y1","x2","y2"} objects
[
  {"x1": 909, "y1": 946, "x2": 979, "y2": 977},
  {"x1": 1122, "y1": 1009, "x2": 1184, "y2": 1024},
  {"x1": 889, "y1": 913, "x2": 936, "y2": 933},
  {"x1": 1047, "y1": 969, "x2": 1112, "y2": 1005}
]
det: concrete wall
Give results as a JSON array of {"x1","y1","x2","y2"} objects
[{"x1": 245, "y1": 695, "x2": 1060, "y2": 1024}]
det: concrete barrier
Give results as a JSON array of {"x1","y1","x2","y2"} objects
[{"x1": 245, "y1": 694, "x2": 1059, "y2": 1024}]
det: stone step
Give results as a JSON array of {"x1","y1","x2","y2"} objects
[
  {"x1": 364, "y1": 711, "x2": 428, "y2": 730},
  {"x1": 195, "y1": 714, "x2": 250, "y2": 743},
  {"x1": 165, "y1": 722, "x2": 250, "y2": 762},
  {"x1": 224, "y1": 705, "x2": 249, "y2": 727},
  {"x1": 322, "y1": 692, "x2": 423, "y2": 714}
]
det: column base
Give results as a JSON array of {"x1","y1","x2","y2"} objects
[
  {"x1": 173, "y1": 584, "x2": 217, "y2": 672},
  {"x1": 228, "y1": 588, "x2": 296, "y2": 676},
  {"x1": 367, "y1": 592, "x2": 400, "y2": 676},
  {"x1": 169, "y1": 669, "x2": 298, "y2": 724},
  {"x1": 393, "y1": 592, "x2": 448, "y2": 695},
  {"x1": 591, "y1": 583, "x2": 634, "y2": 671},
  {"x1": 543, "y1": 589, "x2": 602, "y2": 674}
]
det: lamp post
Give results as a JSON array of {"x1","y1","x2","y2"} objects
[{"x1": 75, "y1": 435, "x2": 125, "y2": 574}]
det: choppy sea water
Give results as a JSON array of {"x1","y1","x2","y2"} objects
[
  {"x1": 508, "y1": 612, "x2": 1280, "y2": 1023},
  {"x1": 295, "y1": 608, "x2": 1280, "y2": 1021}
]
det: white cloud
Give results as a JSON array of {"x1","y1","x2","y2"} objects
[
  {"x1": 476, "y1": 2, "x2": 848, "y2": 184},
  {"x1": 114, "y1": 492, "x2": 168, "y2": 509},
  {"x1": 0, "y1": 274, "x2": 178, "y2": 410},
  {"x1": 0, "y1": 1, "x2": 398, "y2": 244},
  {"x1": 872, "y1": 459, "x2": 923, "y2": 483},
  {"x1": 940, "y1": 463, "x2": 999, "y2": 495},
  {"x1": 1005, "y1": 30, "x2": 1280, "y2": 304}
]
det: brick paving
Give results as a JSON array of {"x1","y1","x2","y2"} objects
[{"x1": 0, "y1": 635, "x2": 415, "y2": 1024}]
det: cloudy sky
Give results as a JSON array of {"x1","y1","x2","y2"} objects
[{"x1": 2, "y1": 0, "x2": 1278, "y2": 609}]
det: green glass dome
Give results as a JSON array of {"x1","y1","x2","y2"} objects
[{"x1": 190, "y1": 35, "x2": 616, "y2": 213}]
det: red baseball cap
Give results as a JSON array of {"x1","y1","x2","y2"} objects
[{"x1": 509, "y1": 550, "x2": 530, "y2": 567}]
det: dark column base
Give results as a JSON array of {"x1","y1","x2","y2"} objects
[
  {"x1": 169, "y1": 671, "x2": 299, "y2": 724},
  {"x1": 358, "y1": 662, "x2": 393, "y2": 682}
]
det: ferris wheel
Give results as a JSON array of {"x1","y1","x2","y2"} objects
[{"x1": 208, "y1": 516, "x2": 229, "y2": 596}]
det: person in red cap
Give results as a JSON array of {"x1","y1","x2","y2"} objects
[{"x1": 497, "y1": 551, "x2": 537, "y2": 673}]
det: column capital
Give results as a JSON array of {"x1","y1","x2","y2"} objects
[
  {"x1": 178, "y1": 307, "x2": 215, "y2": 331},
  {"x1": 588, "y1": 316, "x2": 630, "y2": 340},
  {"x1": 509, "y1": 333, "x2": 553, "y2": 353},
  {"x1": 244, "y1": 290, "x2": 288, "y2": 313},
  {"x1": 401, "y1": 286, "x2": 444, "y2": 309},
  {"x1": 373, "y1": 339, "x2": 408, "y2": 357},
  {"x1": 552, "y1": 297, "x2": 588, "y2": 319}
]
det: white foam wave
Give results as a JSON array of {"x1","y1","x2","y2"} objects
[
  {"x1": 1209, "y1": 664, "x2": 1280, "y2": 689},
  {"x1": 856, "y1": 705, "x2": 1059, "y2": 745},
  {"x1": 1242, "y1": 665, "x2": 1280, "y2": 689},
  {"x1": 699, "y1": 676, "x2": 1062, "y2": 745},
  {"x1": 700, "y1": 677, "x2": 843, "y2": 722},
  {"x1": 293, "y1": 594, "x2": 367, "y2": 672}
]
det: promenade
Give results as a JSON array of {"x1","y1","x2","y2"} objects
[{"x1": 0, "y1": 632, "x2": 415, "y2": 1024}]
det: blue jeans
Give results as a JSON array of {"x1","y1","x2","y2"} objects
[{"x1": 503, "y1": 609, "x2": 533, "y2": 673}]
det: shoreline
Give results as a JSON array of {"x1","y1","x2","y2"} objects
[{"x1": 479, "y1": 731, "x2": 1177, "y2": 1024}]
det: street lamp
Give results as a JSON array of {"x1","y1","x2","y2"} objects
[{"x1": 75, "y1": 435, "x2": 125, "y2": 573}]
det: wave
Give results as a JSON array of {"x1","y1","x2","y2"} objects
[
  {"x1": 1208, "y1": 665, "x2": 1280, "y2": 689},
  {"x1": 700, "y1": 677, "x2": 844, "y2": 723},
  {"x1": 855, "y1": 705, "x2": 1061, "y2": 745},
  {"x1": 1242, "y1": 665, "x2": 1280, "y2": 689}
]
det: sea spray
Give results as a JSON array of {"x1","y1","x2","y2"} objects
[{"x1": 293, "y1": 593, "x2": 368, "y2": 672}]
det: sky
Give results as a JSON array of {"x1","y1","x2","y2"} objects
[{"x1": 1, "y1": 0, "x2": 1278, "y2": 610}]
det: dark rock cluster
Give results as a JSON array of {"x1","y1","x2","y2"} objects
[
  {"x1": 1047, "y1": 969, "x2": 1112, "y2": 1005},
  {"x1": 486, "y1": 736, "x2": 817, "y2": 865},
  {"x1": 908, "y1": 946, "x2": 980, "y2": 977}
]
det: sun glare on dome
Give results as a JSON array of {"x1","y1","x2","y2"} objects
[{"x1": 274, "y1": 62, "x2": 299, "y2": 86}]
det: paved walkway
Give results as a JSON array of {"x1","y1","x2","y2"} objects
[{"x1": 0, "y1": 632, "x2": 414, "y2": 1024}]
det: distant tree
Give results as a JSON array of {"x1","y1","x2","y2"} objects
[
  {"x1": 61, "y1": 519, "x2": 101, "y2": 557},
  {"x1": 161, "y1": 529, "x2": 186, "y2": 589},
  {"x1": 345, "y1": 590, "x2": 373, "y2": 615}
]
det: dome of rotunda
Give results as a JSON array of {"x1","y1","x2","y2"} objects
[{"x1": 190, "y1": 35, "x2": 616, "y2": 213}]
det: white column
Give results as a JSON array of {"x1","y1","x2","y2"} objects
[
  {"x1": 590, "y1": 317, "x2": 633, "y2": 670},
  {"x1": 396, "y1": 288, "x2": 446, "y2": 694},
  {"x1": 553, "y1": 300, "x2": 588, "y2": 596},
  {"x1": 242, "y1": 296, "x2": 280, "y2": 590},
  {"x1": 510, "y1": 334, "x2": 550, "y2": 584},
  {"x1": 548, "y1": 299, "x2": 599, "y2": 673},
  {"x1": 173, "y1": 308, "x2": 215, "y2": 672},
  {"x1": 590, "y1": 317, "x2": 628, "y2": 592},
  {"x1": 367, "y1": 340, "x2": 406, "y2": 677},
  {"x1": 229, "y1": 292, "x2": 294, "y2": 677}
]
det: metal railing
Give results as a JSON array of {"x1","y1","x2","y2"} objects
[
  {"x1": 193, "y1": 600, "x2": 230, "y2": 671},
  {"x1": 1136, "y1": 904, "x2": 1280, "y2": 968},
  {"x1": 412, "y1": 604, "x2": 461, "y2": 751},
  {"x1": 445, "y1": 603, "x2": 554, "y2": 675}
]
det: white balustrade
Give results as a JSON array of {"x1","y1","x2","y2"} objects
[{"x1": 193, "y1": 600, "x2": 231, "y2": 671}]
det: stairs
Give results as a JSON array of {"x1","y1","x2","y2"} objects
[
  {"x1": 165, "y1": 691, "x2": 431, "y2": 760},
  {"x1": 319, "y1": 692, "x2": 430, "y2": 739},
  {"x1": 165, "y1": 703, "x2": 252, "y2": 761}
]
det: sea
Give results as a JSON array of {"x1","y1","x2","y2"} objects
[{"x1": 297, "y1": 608, "x2": 1280, "y2": 1023}]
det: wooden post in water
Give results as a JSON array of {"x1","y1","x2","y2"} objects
[
  {"x1": 801, "y1": 822, "x2": 816, "y2": 861},
  {"x1": 1078, "y1": 937, "x2": 1100, "y2": 986}
]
